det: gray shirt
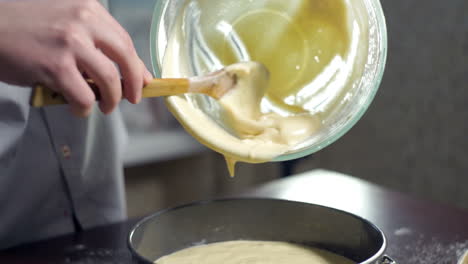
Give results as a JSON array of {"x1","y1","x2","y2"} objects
[{"x1": 0, "y1": 81, "x2": 127, "y2": 249}]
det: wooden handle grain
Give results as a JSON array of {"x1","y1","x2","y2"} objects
[
  {"x1": 142, "y1": 78, "x2": 190, "y2": 98},
  {"x1": 30, "y1": 78, "x2": 190, "y2": 107}
]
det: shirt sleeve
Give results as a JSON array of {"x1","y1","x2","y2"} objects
[{"x1": 0, "y1": 82, "x2": 32, "y2": 164}]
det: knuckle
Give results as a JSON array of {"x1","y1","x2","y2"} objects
[
  {"x1": 123, "y1": 33, "x2": 134, "y2": 50},
  {"x1": 44, "y1": 56, "x2": 73, "y2": 78},
  {"x1": 118, "y1": 33, "x2": 135, "y2": 54},
  {"x1": 100, "y1": 67, "x2": 122, "y2": 104},
  {"x1": 72, "y1": 0, "x2": 97, "y2": 22},
  {"x1": 51, "y1": 22, "x2": 84, "y2": 49},
  {"x1": 119, "y1": 42, "x2": 132, "y2": 56},
  {"x1": 101, "y1": 66, "x2": 120, "y2": 88},
  {"x1": 64, "y1": 29, "x2": 83, "y2": 48}
]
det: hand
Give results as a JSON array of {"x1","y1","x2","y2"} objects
[{"x1": 0, "y1": 0, "x2": 153, "y2": 116}]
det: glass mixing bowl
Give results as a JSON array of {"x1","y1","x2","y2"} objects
[{"x1": 150, "y1": 0, "x2": 387, "y2": 162}]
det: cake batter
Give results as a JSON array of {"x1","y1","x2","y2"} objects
[
  {"x1": 160, "y1": 0, "x2": 363, "y2": 174},
  {"x1": 154, "y1": 240, "x2": 355, "y2": 264}
]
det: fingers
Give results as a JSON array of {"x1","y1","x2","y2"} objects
[
  {"x1": 77, "y1": 46, "x2": 122, "y2": 114},
  {"x1": 50, "y1": 0, "x2": 151, "y2": 116},
  {"x1": 54, "y1": 64, "x2": 96, "y2": 117},
  {"x1": 88, "y1": 3, "x2": 145, "y2": 104},
  {"x1": 142, "y1": 59, "x2": 154, "y2": 85}
]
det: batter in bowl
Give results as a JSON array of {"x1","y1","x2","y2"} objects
[
  {"x1": 160, "y1": 0, "x2": 365, "y2": 174},
  {"x1": 170, "y1": 62, "x2": 320, "y2": 175},
  {"x1": 154, "y1": 240, "x2": 355, "y2": 264}
]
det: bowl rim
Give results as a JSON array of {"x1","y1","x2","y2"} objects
[
  {"x1": 149, "y1": 0, "x2": 388, "y2": 162},
  {"x1": 128, "y1": 197, "x2": 388, "y2": 264}
]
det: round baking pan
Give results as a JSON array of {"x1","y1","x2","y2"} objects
[{"x1": 128, "y1": 198, "x2": 396, "y2": 263}]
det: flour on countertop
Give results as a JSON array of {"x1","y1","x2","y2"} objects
[
  {"x1": 387, "y1": 234, "x2": 468, "y2": 264},
  {"x1": 394, "y1": 227, "x2": 413, "y2": 236},
  {"x1": 62, "y1": 246, "x2": 132, "y2": 264}
]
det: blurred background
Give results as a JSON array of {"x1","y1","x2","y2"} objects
[{"x1": 108, "y1": 0, "x2": 468, "y2": 219}]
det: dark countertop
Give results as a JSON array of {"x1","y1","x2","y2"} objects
[{"x1": 2, "y1": 170, "x2": 468, "y2": 264}]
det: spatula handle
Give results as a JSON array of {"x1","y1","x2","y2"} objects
[{"x1": 30, "y1": 78, "x2": 190, "y2": 107}]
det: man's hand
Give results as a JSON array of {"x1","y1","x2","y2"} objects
[{"x1": 0, "y1": 0, "x2": 153, "y2": 116}]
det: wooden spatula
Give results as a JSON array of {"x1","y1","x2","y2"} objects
[{"x1": 30, "y1": 62, "x2": 263, "y2": 107}]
